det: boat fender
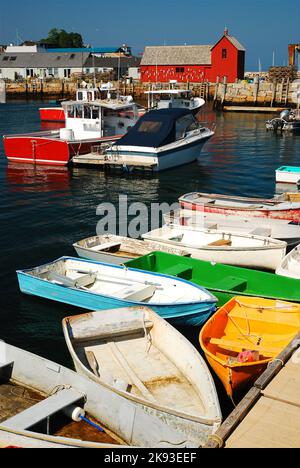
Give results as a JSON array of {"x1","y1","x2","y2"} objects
[{"x1": 63, "y1": 405, "x2": 86, "y2": 422}]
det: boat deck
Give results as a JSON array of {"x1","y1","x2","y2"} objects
[
  {"x1": 0, "y1": 379, "x2": 120, "y2": 445},
  {"x1": 79, "y1": 336, "x2": 206, "y2": 417}
]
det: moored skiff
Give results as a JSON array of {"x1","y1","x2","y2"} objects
[
  {"x1": 63, "y1": 306, "x2": 222, "y2": 447},
  {"x1": 73, "y1": 234, "x2": 190, "y2": 264},
  {"x1": 142, "y1": 225, "x2": 287, "y2": 270},
  {"x1": 179, "y1": 192, "x2": 300, "y2": 222},
  {"x1": 125, "y1": 251, "x2": 300, "y2": 307},
  {"x1": 199, "y1": 296, "x2": 300, "y2": 398},
  {"x1": 17, "y1": 257, "x2": 217, "y2": 326}
]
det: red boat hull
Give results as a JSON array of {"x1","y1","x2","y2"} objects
[
  {"x1": 3, "y1": 133, "x2": 120, "y2": 167},
  {"x1": 39, "y1": 108, "x2": 65, "y2": 122},
  {"x1": 180, "y1": 201, "x2": 300, "y2": 222}
]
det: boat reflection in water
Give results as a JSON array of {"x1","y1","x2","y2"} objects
[{"x1": 6, "y1": 163, "x2": 71, "y2": 193}]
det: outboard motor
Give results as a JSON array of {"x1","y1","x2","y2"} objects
[{"x1": 280, "y1": 109, "x2": 291, "y2": 122}]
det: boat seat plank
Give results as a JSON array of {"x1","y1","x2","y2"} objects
[
  {"x1": 114, "y1": 284, "x2": 156, "y2": 302},
  {"x1": 73, "y1": 319, "x2": 154, "y2": 342},
  {"x1": 48, "y1": 272, "x2": 96, "y2": 288},
  {"x1": 3, "y1": 388, "x2": 84, "y2": 431},
  {"x1": 89, "y1": 242, "x2": 122, "y2": 252},
  {"x1": 107, "y1": 342, "x2": 157, "y2": 403},
  {"x1": 163, "y1": 264, "x2": 193, "y2": 279},
  {"x1": 209, "y1": 338, "x2": 281, "y2": 355},
  {"x1": 207, "y1": 239, "x2": 232, "y2": 247},
  {"x1": 214, "y1": 276, "x2": 248, "y2": 292}
]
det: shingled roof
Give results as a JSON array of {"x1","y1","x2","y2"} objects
[
  {"x1": 212, "y1": 35, "x2": 246, "y2": 52},
  {"x1": 141, "y1": 45, "x2": 213, "y2": 66},
  {"x1": 0, "y1": 52, "x2": 90, "y2": 68}
]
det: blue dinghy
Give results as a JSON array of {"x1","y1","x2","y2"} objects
[{"x1": 17, "y1": 256, "x2": 217, "y2": 326}]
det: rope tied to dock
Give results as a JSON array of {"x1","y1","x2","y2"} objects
[{"x1": 207, "y1": 434, "x2": 224, "y2": 448}]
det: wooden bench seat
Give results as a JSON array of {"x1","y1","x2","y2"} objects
[
  {"x1": 207, "y1": 239, "x2": 232, "y2": 247},
  {"x1": 215, "y1": 276, "x2": 248, "y2": 292},
  {"x1": 114, "y1": 284, "x2": 156, "y2": 302},
  {"x1": 3, "y1": 388, "x2": 84, "y2": 431},
  {"x1": 48, "y1": 272, "x2": 96, "y2": 289},
  {"x1": 163, "y1": 264, "x2": 193, "y2": 280},
  {"x1": 88, "y1": 242, "x2": 121, "y2": 252},
  {"x1": 209, "y1": 338, "x2": 281, "y2": 355}
]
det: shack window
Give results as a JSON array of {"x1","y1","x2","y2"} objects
[
  {"x1": 222, "y1": 49, "x2": 227, "y2": 59},
  {"x1": 176, "y1": 67, "x2": 185, "y2": 73},
  {"x1": 77, "y1": 91, "x2": 83, "y2": 101},
  {"x1": 138, "y1": 121, "x2": 163, "y2": 133}
]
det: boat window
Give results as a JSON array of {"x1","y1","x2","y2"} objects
[
  {"x1": 92, "y1": 106, "x2": 100, "y2": 119},
  {"x1": 83, "y1": 105, "x2": 92, "y2": 119},
  {"x1": 176, "y1": 114, "x2": 198, "y2": 139},
  {"x1": 137, "y1": 121, "x2": 163, "y2": 133},
  {"x1": 67, "y1": 105, "x2": 75, "y2": 118},
  {"x1": 75, "y1": 105, "x2": 83, "y2": 118}
]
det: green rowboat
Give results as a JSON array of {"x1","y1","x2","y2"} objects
[{"x1": 125, "y1": 251, "x2": 300, "y2": 306}]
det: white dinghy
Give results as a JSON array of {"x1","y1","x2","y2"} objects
[
  {"x1": 63, "y1": 306, "x2": 222, "y2": 447},
  {"x1": 276, "y1": 245, "x2": 300, "y2": 279},
  {"x1": 73, "y1": 234, "x2": 190, "y2": 264},
  {"x1": 164, "y1": 209, "x2": 300, "y2": 251},
  {"x1": 142, "y1": 225, "x2": 287, "y2": 270},
  {"x1": 0, "y1": 340, "x2": 209, "y2": 448}
]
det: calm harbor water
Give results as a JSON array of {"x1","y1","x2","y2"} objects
[{"x1": 0, "y1": 99, "x2": 299, "y2": 415}]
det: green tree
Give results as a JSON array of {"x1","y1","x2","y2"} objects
[{"x1": 41, "y1": 29, "x2": 84, "y2": 48}]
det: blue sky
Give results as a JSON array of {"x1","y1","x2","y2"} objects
[{"x1": 1, "y1": 0, "x2": 299, "y2": 70}]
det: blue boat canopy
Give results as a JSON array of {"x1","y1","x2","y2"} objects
[{"x1": 116, "y1": 108, "x2": 199, "y2": 148}]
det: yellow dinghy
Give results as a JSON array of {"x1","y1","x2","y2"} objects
[{"x1": 200, "y1": 296, "x2": 300, "y2": 399}]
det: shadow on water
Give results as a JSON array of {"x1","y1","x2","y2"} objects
[{"x1": 0, "y1": 100, "x2": 300, "y2": 417}]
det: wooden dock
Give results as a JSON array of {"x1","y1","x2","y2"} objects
[
  {"x1": 223, "y1": 106, "x2": 286, "y2": 113},
  {"x1": 72, "y1": 153, "x2": 156, "y2": 173},
  {"x1": 205, "y1": 332, "x2": 300, "y2": 449}
]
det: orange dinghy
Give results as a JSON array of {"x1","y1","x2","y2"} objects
[{"x1": 199, "y1": 296, "x2": 300, "y2": 399}]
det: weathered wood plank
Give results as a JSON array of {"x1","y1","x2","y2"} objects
[
  {"x1": 225, "y1": 397, "x2": 300, "y2": 448},
  {"x1": 204, "y1": 387, "x2": 261, "y2": 448}
]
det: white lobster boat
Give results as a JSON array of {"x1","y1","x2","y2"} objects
[{"x1": 142, "y1": 225, "x2": 287, "y2": 270}]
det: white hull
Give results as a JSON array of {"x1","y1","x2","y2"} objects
[
  {"x1": 164, "y1": 209, "x2": 300, "y2": 242},
  {"x1": 107, "y1": 130, "x2": 213, "y2": 172},
  {"x1": 143, "y1": 225, "x2": 287, "y2": 270},
  {"x1": 276, "y1": 245, "x2": 300, "y2": 279},
  {"x1": 63, "y1": 307, "x2": 222, "y2": 447}
]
